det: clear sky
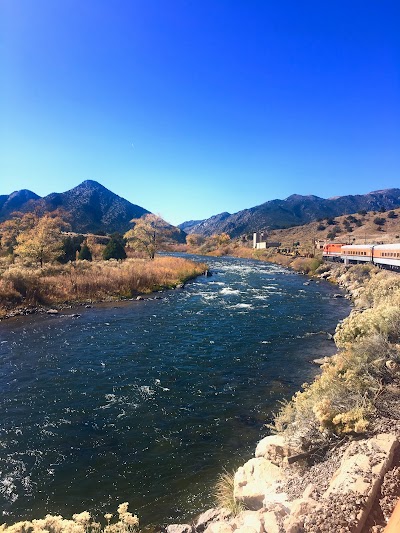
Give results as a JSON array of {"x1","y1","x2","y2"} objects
[{"x1": 1, "y1": 1, "x2": 399, "y2": 225}]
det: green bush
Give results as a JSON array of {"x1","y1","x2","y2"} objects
[{"x1": 103, "y1": 238, "x2": 127, "y2": 260}]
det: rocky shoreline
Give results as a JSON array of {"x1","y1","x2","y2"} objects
[{"x1": 164, "y1": 263, "x2": 400, "y2": 533}]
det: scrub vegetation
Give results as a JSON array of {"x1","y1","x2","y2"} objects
[
  {"x1": 272, "y1": 264, "x2": 400, "y2": 449},
  {"x1": 0, "y1": 502, "x2": 139, "y2": 533}
]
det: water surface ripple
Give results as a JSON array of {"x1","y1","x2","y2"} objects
[{"x1": 0, "y1": 255, "x2": 349, "y2": 524}]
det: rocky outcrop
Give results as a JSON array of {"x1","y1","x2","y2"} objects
[
  {"x1": 234, "y1": 457, "x2": 286, "y2": 510},
  {"x1": 170, "y1": 433, "x2": 399, "y2": 533}
]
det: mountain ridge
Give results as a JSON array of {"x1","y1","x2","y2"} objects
[
  {"x1": 178, "y1": 189, "x2": 400, "y2": 237},
  {"x1": 0, "y1": 180, "x2": 150, "y2": 235}
]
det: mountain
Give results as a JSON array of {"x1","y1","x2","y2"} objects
[
  {"x1": 179, "y1": 189, "x2": 400, "y2": 238},
  {"x1": 0, "y1": 189, "x2": 41, "y2": 219},
  {"x1": 0, "y1": 180, "x2": 150, "y2": 235}
]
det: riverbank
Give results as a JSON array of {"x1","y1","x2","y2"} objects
[
  {"x1": 184, "y1": 262, "x2": 400, "y2": 533},
  {"x1": 0, "y1": 254, "x2": 350, "y2": 531},
  {"x1": 0, "y1": 255, "x2": 208, "y2": 319}
]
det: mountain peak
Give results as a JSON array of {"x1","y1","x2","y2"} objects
[{"x1": 78, "y1": 180, "x2": 106, "y2": 190}]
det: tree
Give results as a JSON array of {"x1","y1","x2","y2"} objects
[
  {"x1": 14, "y1": 214, "x2": 66, "y2": 267},
  {"x1": 60, "y1": 235, "x2": 84, "y2": 263},
  {"x1": 124, "y1": 214, "x2": 172, "y2": 259},
  {"x1": 213, "y1": 233, "x2": 231, "y2": 246},
  {"x1": 78, "y1": 243, "x2": 92, "y2": 261},
  {"x1": 388, "y1": 211, "x2": 397, "y2": 219},
  {"x1": 0, "y1": 212, "x2": 39, "y2": 255},
  {"x1": 186, "y1": 233, "x2": 205, "y2": 248},
  {"x1": 374, "y1": 217, "x2": 385, "y2": 226},
  {"x1": 103, "y1": 237, "x2": 127, "y2": 260}
]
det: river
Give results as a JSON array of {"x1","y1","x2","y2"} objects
[{"x1": 0, "y1": 255, "x2": 349, "y2": 525}]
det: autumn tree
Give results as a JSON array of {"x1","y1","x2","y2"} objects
[
  {"x1": 0, "y1": 212, "x2": 38, "y2": 255},
  {"x1": 186, "y1": 233, "x2": 205, "y2": 248},
  {"x1": 214, "y1": 233, "x2": 231, "y2": 246},
  {"x1": 14, "y1": 214, "x2": 67, "y2": 267},
  {"x1": 124, "y1": 214, "x2": 172, "y2": 259}
]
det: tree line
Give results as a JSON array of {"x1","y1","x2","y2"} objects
[{"x1": 0, "y1": 211, "x2": 174, "y2": 267}]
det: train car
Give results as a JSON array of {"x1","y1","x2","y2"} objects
[
  {"x1": 373, "y1": 244, "x2": 400, "y2": 270},
  {"x1": 322, "y1": 243, "x2": 347, "y2": 261},
  {"x1": 341, "y1": 244, "x2": 374, "y2": 264}
]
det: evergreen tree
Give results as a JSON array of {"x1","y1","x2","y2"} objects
[
  {"x1": 103, "y1": 237, "x2": 127, "y2": 260},
  {"x1": 78, "y1": 243, "x2": 92, "y2": 261},
  {"x1": 59, "y1": 235, "x2": 84, "y2": 262}
]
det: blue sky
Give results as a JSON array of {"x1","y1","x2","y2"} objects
[{"x1": 1, "y1": 1, "x2": 399, "y2": 225}]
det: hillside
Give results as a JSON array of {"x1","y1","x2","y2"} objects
[
  {"x1": 267, "y1": 206, "x2": 400, "y2": 252},
  {"x1": 1, "y1": 181, "x2": 150, "y2": 235},
  {"x1": 0, "y1": 189, "x2": 41, "y2": 219},
  {"x1": 179, "y1": 189, "x2": 400, "y2": 238}
]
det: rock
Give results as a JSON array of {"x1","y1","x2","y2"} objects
[
  {"x1": 166, "y1": 525, "x2": 193, "y2": 533},
  {"x1": 47, "y1": 309, "x2": 59, "y2": 314},
  {"x1": 136, "y1": 296, "x2": 144, "y2": 301},
  {"x1": 283, "y1": 497, "x2": 318, "y2": 532},
  {"x1": 195, "y1": 508, "x2": 231, "y2": 533},
  {"x1": 204, "y1": 522, "x2": 233, "y2": 533},
  {"x1": 312, "y1": 357, "x2": 330, "y2": 366},
  {"x1": 235, "y1": 511, "x2": 264, "y2": 533},
  {"x1": 71, "y1": 314, "x2": 81, "y2": 318},
  {"x1": 302, "y1": 483, "x2": 317, "y2": 500},
  {"x1": 255, "y1": 435, "x2": 297, "y2": 466},
  {"x1": 234, "y1": 457, "x2": 285, "y2": 510},
  {"x1": 386, "y1": 360, "x2": 399, "y2": 373},
  {"x1": 175, "y1": 283, "x2": 185, "y2": 289},
  {"x1": 323, "y1": 433, "x2": 399, "y2": 533},
  {"x1": 85, "y1": 304, "x2": 92, "y2": 308}
]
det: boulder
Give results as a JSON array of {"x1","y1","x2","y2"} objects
[
  {"x1": 282, "y1": 497, "x2": 318, "y2": 533},
  {"x1": 203, "y1": 522, "x2": 234, "y2": 533},
  {"x1": 166, "y1": 525, "x2": 193, "y2": 533},
  {"x1": 323, "y1": 433, "x2": 399, "y2": 533},
  {"x1": 255, "y1": 435, "x2": 296, "y2": 466},
  {"x1": 195, "y1": 508, "x2": 231, "y2": 533},
  {"x1": 234, "y1": 457, "x2": 285, "y2": 510},
  {"x1": 47, "y1": 309, "x2": 59, "y2": 314}
]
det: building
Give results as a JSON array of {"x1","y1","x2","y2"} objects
[{"x1": 253, "y1": 232, "x2": 281, "y2": 249}]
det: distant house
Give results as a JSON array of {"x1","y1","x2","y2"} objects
[
  {"x1": 315, "y1": 239, "x2": 326, "y2": 250},
  {"x1": 253, "y1": 232, "x2": 281, "y2": 249}
]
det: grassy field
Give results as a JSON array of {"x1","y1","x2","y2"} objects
[{"x1": 0, "y1": 256, "x2": 207, "y2": 318}]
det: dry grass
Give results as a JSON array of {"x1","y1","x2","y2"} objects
[
  {"x1": 0, "y1": 256, "x2": 207, "y2": 312},
  {"x1": 214, "y1": 470, "x2": 244, "y2": 516}
]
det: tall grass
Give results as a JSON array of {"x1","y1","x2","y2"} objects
[{"x1": 0, "y1": 256, "x2": 207, "y2": 312}]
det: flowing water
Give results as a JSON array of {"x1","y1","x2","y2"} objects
[{"x1": 0, "y1": 255, "x2": 349, "y2": 525}]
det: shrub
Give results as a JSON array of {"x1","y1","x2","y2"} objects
[
  {"x1": 0, "y1": 503, "x2": 139, "y2": 533},
  {"x1": 374, "y1": 217, "x2": 385, "y2": 226},
  {"x1": 78, "y1": 244, "x2": 92, "y2": 261},
  {"x1": 103, "y1": 239, "x2": 127, "y2": 260}
]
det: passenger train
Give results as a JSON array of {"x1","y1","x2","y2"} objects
[{"x1": 323, "y1": 242, "x2": 400, "y2": 271}]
